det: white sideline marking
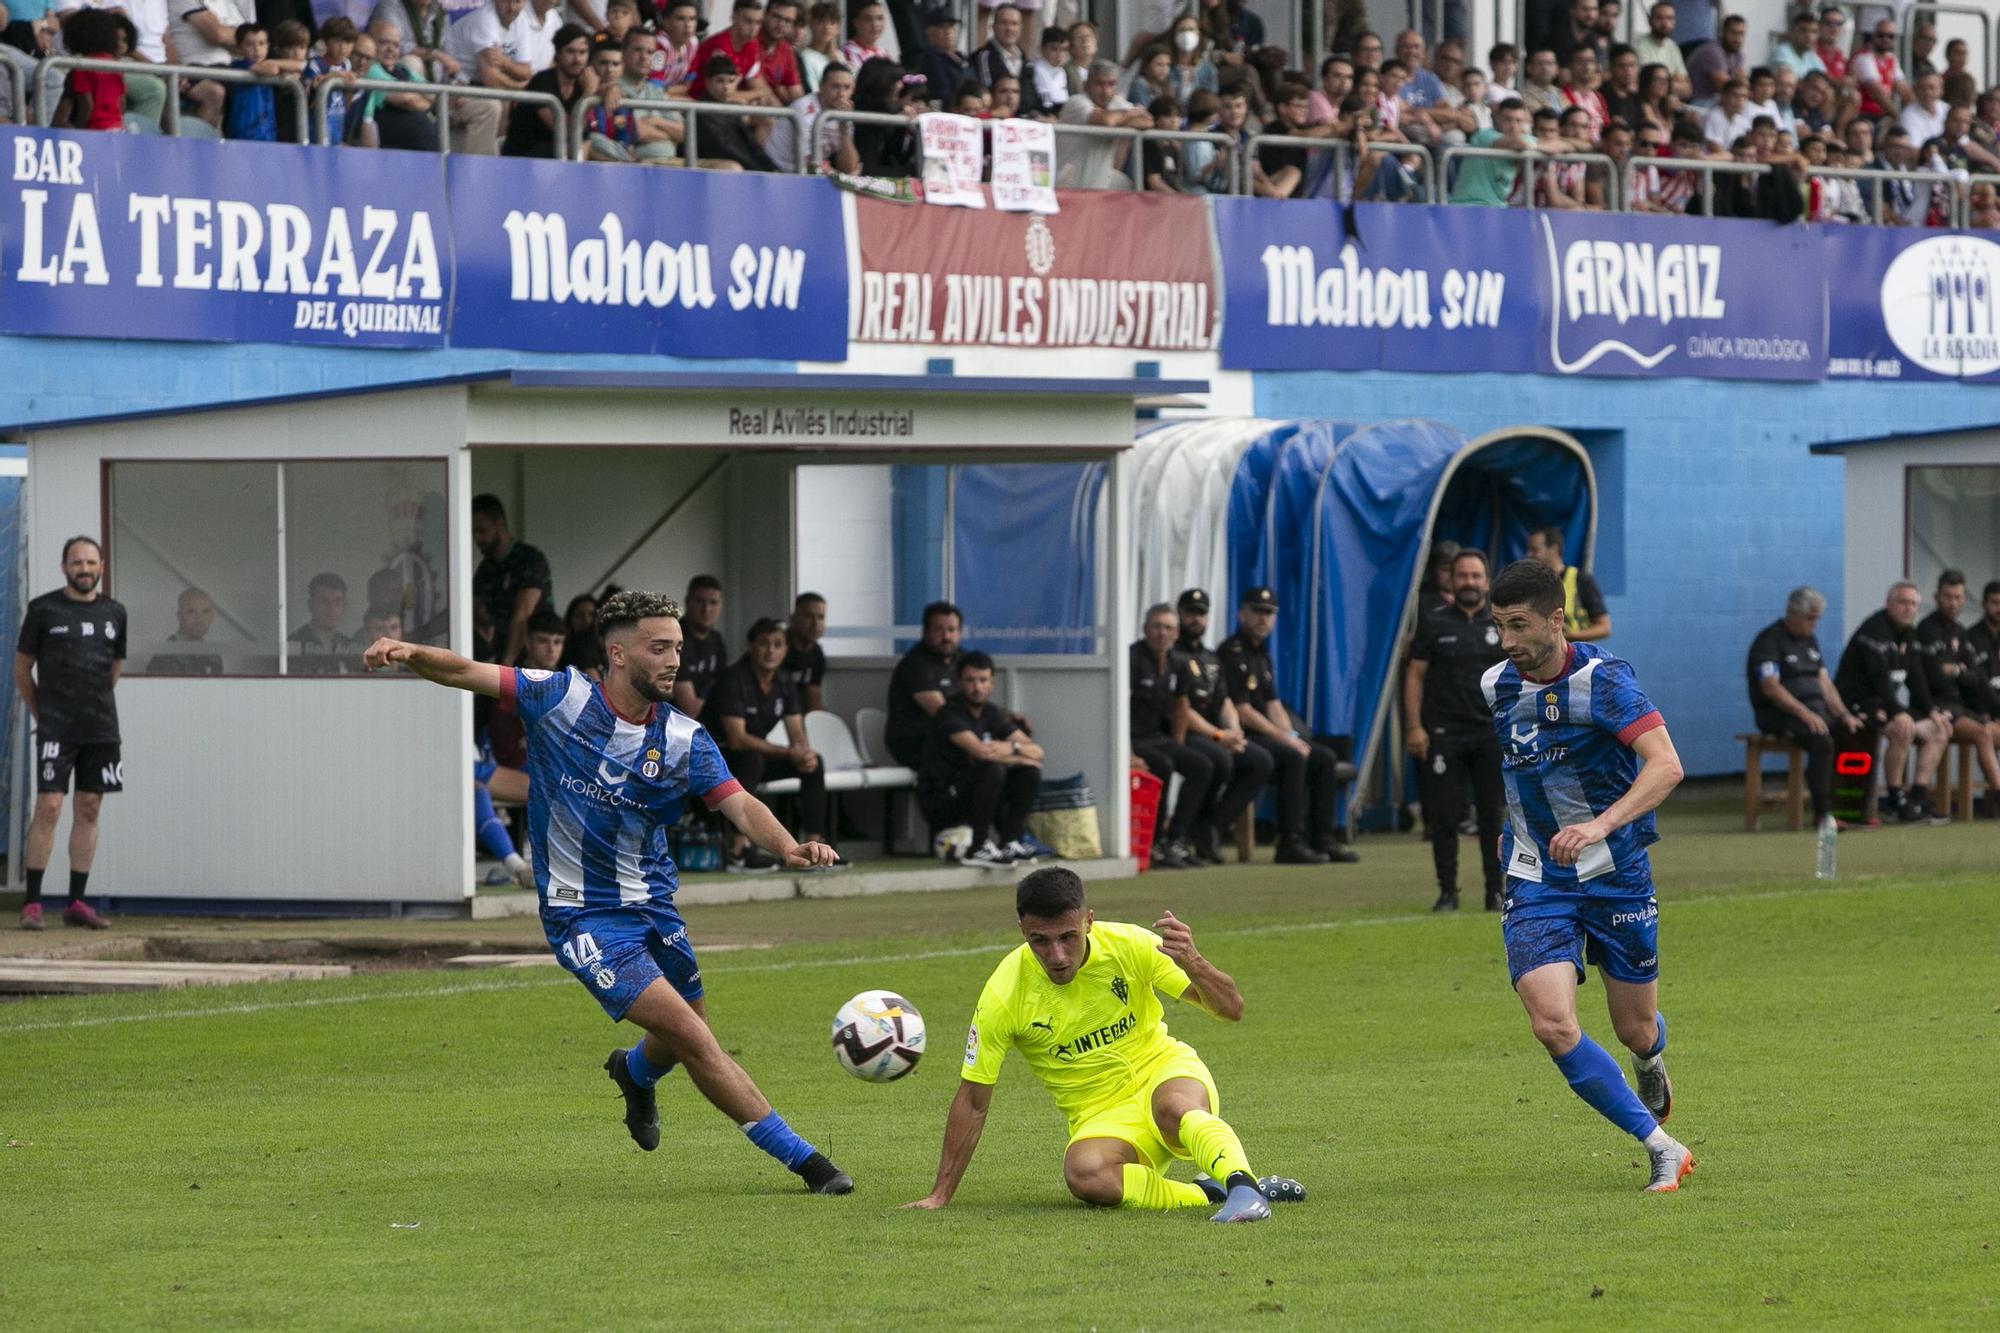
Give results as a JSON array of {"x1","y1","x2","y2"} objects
[{"x1": 0, "y1": 876, "x2": 1941, "y2": 1034}]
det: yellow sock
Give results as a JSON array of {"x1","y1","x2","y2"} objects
[
  {"x1": 1118, "y1": 1162, "x2": 1210, "y2": 1210},
  {"x1": 1178, "y1": 1108, "x2": 1253, "y2": 1183}
]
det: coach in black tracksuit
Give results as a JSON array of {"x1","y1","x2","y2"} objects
[
  {"x1": 1836, "y1": 582, "x2": 1950, "y2": 824},
  {"x1": 1746, "y1": 586, "x2": 1864, "y2": 826},
  {"x1": 1403, "y1": 548, "x2": 1507, "y2": 912}
]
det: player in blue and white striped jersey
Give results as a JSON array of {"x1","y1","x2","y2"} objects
[
  {"x1": 364, "y1": 590, "x2": 853, "y2": 1196},
  {"x1": 1480, "y1": 558, "x2": 1696, "y2": 1194}
]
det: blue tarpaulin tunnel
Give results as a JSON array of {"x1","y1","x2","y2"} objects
[{"x1": 1129, "y1": 419, "x2": 1597, "y2": 827}]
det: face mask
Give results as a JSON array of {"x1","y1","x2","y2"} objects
[{"x1": 1175, "y1": 29, "x2": 1199, "y2": 52}]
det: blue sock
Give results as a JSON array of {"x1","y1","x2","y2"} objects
[
  {"x1": 1643, "y1": 1011, "x2": 1667, "y2": 1060},
  {"x1": 1553, "y1": 1034, "x2": 1659, "y2": 1142},
  {"x1": 742, "y1": 1110, "x2": 818, "y2": 1170},
  {"x1": 625, "y1": 1043, "x2": 670, "y2": 1089},
  {"x1": 474, "y1": 784, "x2": 517, "y2": 861}
]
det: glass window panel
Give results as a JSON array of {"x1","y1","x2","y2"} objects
[
  {"x1": 282, "y1": 461, "x2": 451, "y2": 675},
  {"x1": 111, "y1": 462, "x2": 280, "y2": 676},
  {"x1": 1907, "y1": 466, "x2": 2000, "y2": 593}
]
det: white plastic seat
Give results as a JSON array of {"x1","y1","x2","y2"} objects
[{"x1": 854, "y1": 706, "x2": 917, "y2": 789}]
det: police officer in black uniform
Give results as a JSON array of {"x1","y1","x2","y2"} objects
[
  {"x1": 1174, "y1": 588, "x2": 1273, "y2": 865},
  {"x1": 1218, "y1": 587, "x2": 1359, "y2": 865},
  {"x1": 1404, "y1": 549, "x2": 1509, "y2": 911},
  {"x1": 13, "y1": 537, "x2": 124, "y2": 930},
  {"x1": 702, "y1": 617, "x2": 833, "y2": 872},
  {"x1": 1747, "y1": 585, "x2": 1865, "y2": 829},
  {"x1": 1130, "y1": 602, "x2": 1211, "y2": 870}
]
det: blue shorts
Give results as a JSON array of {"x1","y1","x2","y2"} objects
[
  {"x1": 1500, "y1": 874, "x2": 1659, "y2": 987},
  {"x1": 543, "y1": 902, "x2": 703, "y2": 1022}
]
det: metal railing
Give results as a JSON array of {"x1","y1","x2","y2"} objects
[
  {"x1": 39, "y1": 57, "x2": 307, "y2": 142},
  {"x1": 1135, "y1": 127, "x2": 1235, "y2": 192},
  {"x1": 1807, "y1": 163, "x2": 1963, "y2": 226},
  {"x1": 1048, "y1": 120, "x2": 1148, "y2": 190},
  {"x1": 0, "y1": 55, "x2": 22, "y2": 126},
  {"x1": 1244, "y1": 135, "x2": 1437, "y2": 202},
  {"x1": 1438, "y1": 143, "x2": 1622, "y2": 210},
  {"x1": 312, "y1": 76, "x2": 569, "y2": 158},
  {"x1": 566, "y1": 95, "x2": 802, "y2": 168},
  {"x1": 816, "y1": 106, "x2": 921, "y2": 176}
]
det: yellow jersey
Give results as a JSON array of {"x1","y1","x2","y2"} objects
[{"x1": 959, "y1": 920, "x2": 1193, "y2": 1124}]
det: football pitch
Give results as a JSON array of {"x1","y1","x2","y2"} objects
[{"x1": 2, "y1": 808, "x2": 1995, "y2": 1329}]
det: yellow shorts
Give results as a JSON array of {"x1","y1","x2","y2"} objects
[{"x1": 1064, "y1": 1040, "x2": 1220, "y2": 1173}]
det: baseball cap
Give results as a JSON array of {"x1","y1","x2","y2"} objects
[
  {"x1": 1176, "y1": 588, "x2": 1210, "y2": 613},
  {"x1": 1240, "y1": 586, "x2": 1279, "y2": 611}
]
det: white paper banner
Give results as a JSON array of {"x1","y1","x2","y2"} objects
[
  {"x1": 991, "y1": 118, "x2": 1059, "y2": 215},
  {"x1": 919, "y1": 113, "x2": 987, "y2": 209}
]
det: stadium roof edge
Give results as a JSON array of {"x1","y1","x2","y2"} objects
[
  {"x1": 3, "y1": 369, "x2": 1210, "y2": 437},
  {"x1": 1809, "y1": 422, "x2": 2000, "y2": 454}
]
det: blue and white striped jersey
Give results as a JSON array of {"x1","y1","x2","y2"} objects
[
  {"x1": 1480, "y1": 644, "x2": 1665, "y2": 893},
  {"x1": 501, "y1": 666, "x2": 742, "y2": 914}
]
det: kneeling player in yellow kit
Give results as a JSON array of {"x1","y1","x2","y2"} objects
[{"x1": 902, "y1": 868, "x2": 1303, "y2": 1222}]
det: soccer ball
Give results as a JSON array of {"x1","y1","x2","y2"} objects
[{"x1": 831, "y1": 990, "x2": 926, "y2": 1082}]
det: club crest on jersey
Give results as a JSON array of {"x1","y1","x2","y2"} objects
[
  {"x1": 1543, "y1": 691, "x2": 1560, "y2": 721},
  {"x1": 641, "y1": 760, "x2": 660, "y2": 779},
  {"x1": 1110, "y1": 975, "x2": 1129, "y2": 1004}
]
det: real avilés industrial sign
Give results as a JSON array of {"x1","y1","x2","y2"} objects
[
  {"x1": 726, "y1": 405, "x2": 916, "y2": 439},
  {"x1": 0, "y1": 128, "x2": 447, "y2": 347}
]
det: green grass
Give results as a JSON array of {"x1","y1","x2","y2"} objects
[{"x1": 2, "y1": 811, "x2": 1997, "y2": 1328}]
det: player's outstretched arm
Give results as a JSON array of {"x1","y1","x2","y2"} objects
[
  {"x1": 903, "y1": 1078, "x2": 994, "y2": 1209},
  {"x1": 361, "y1": 639, "x2": 505, "y2": 698},
  {"x1": 1549, "y1": 726, "x2": 1686, "y2": 866},
  {"x1": 713, "y1": 789, "x2": 835, "y2": 868},
  {"x1": 1154, "y1": 910, "x2": 1244, "y2": 1022}
]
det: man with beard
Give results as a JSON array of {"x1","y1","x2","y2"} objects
[
  {"x1": 14, "y1": 537, "x2": 125, "y2": 930},
  {"x1": 363, "y1": 590, "x2": 854, "y2": 1195},
  {"x1": 1404, "y1": 548, "x2": 1508, "y2": 912}
]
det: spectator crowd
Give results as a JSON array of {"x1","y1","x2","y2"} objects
[{"x1": 7, "y1": 0, "x2": 1996, "y2": 218}]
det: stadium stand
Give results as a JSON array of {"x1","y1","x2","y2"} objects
[{"x1": 7, "y1": 0, "x2": 2000, "y2": 221}]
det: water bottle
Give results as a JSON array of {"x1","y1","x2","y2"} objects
[{"x1": 1814, "y1": 814, "x2": 1837, "y2": 881}]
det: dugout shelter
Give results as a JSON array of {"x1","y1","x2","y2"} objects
[{"x1": 12, "y1": 370, "x2": 1199, "y2": 910}]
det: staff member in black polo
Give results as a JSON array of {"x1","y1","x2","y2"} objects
[
  {"x1": 471, "y1": 494, "x2": 553, "y2": 667},
  {"x1": 1916, "y1": 569, "x2": 2000, "y2": 810},
  {"x1": 1971, "y1": 580, "x2": 2000, "y2": 814},
  {"x1": 1175, "y1": 587, "x2": 1272, "y2": 864},
  {"x1": 1218, "y1": 586, "x2": 1359, "y2": 865},
  {"x1": 1748, "y1": 585, "x2": 1864, "y2": 830},
  {"x1": 918, "y1": 650, "x2": 1046, "y2": 870},
  {"x1": 1835, "y1": 580, "x2": 1950, "y2": 825},
  {"x1": 702, "y1": 617, "x2": 835, "y2": 873},
  {"x1": 886, "y1": 600, "x2": 962, "y2": 767},
  {"x1": 13, "y1": 537, "x2": 122, "y2": 930},
  {"x1": 1404, "y1": 548, "x2": 1508, "y2": 912},
  {"x1": 1130, "y1": 602, "x2": 1210, "y2": 871},
  {"x1": 673, "y1": 574, "x2": 729, "y2": 716},
  {"x1": 783, "y1": 591, "x2": 829, "y2": 714}
]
